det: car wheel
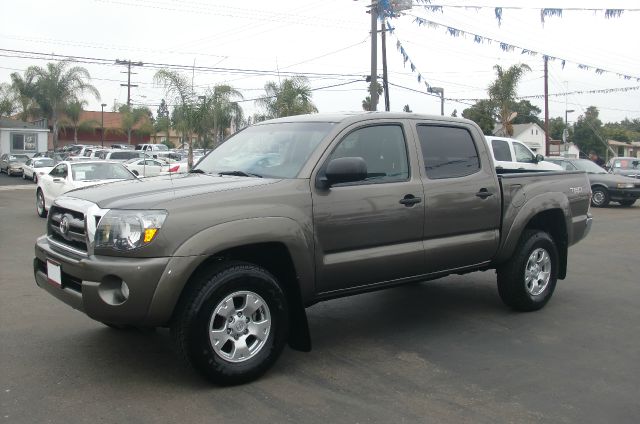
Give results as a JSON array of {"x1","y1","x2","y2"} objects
[
  {"x1": 497, "y1": 230, "x2": 558, "y2": 312},
  {"x1": 6, "y1": 169, "x2": 11, "y2": 176},
  {"x1": 22, "y1": 172, "x2": 26, "y2": 180},
  {"x1": 171, "y1": 261, "x2": 289, "y2": 385},
  {"x1": 36, "y1": 189, "x2": 47, "y2": 218},
  {"x1": 618, "y1": 200, "x2": 636, "y2": 207},
  {"x1": 591, "y1": 187, "x2": 610, "y2": 207},
  {"x1": 33, "y1": 175, "x2": 38, "y2": 184}
]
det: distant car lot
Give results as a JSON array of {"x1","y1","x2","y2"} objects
[{"x1": 0, "y1": 184, "x2": 638, "y2": 423}]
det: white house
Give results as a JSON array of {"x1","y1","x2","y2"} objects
[
  {"x1": 0, "y1": 118, "x2": 49, "y2": 157},
  {"x1": 493, "y1": 123, "x2": 546, "y2": 154}
]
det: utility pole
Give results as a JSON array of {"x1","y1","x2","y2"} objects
[
  {"x1": 544, "y1": 56, "x2": 550, "y2": 156},
  {"x1": 381, "y1": 15, "x2": 390, "y2": 111},
  {"x1": 369, "y1": 0, "x2": 379, "y2": 111},
  {"x1": 115, "y1": 59, "x2": 143, "y2": 107},
  {"x1": 427, "y1": 87, "x2": 444, "y2": 116}
]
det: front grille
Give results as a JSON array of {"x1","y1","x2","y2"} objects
[{"x1": 48, "y1": 205, "x2": 88, "y2": 254}]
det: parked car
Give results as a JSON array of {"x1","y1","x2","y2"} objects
[
  {"x1": 135, "y1": 143, "x2": 169, "y2": 152},
  {"x1": 486, "y1": 136, "x2": 562, "y2": 172},
  {"x1": 110, "y1": 144, "x2": 133, "y2": 150},
  {"x1": 22, "y1": 157, "x2": 55, "y2": 183},
  {"x1": 123, "y1": 158, "x2": 169, "y2": 177},
  {"x1": 0, "y1": 153, "x2": 30, "y2": 176},
  {"x1": 36, "y1": 161, "x2": 137, "y2": 217},
  {"x1": 547, "y1": 158, "x2": 640, "y2": 207},
  {"x1": 605, "y1": 156, "x2": 640, "y2": 179},
  {"x1": 97, "y1": 149, "x2": 147, "y2": 162},
  {"x1": 33, "y1": 112, "x2": 592, "y2": 385}
]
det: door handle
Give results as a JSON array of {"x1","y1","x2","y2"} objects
[
  {"x1": 476, "y1": 188, "x2": 493, "y2": 199},
  {"x1": 399, "y1": 194, "x2": 422, "y2": 206}
]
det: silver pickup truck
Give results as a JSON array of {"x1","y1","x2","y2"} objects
[{"x1": 33, "y1": 113, "x2": 592, "y2": 385}]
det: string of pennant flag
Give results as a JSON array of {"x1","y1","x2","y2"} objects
[
  {"x1": 450, "y1": 85, "x2": 640, "y2": 103},
  {"x1": 408, "y1": 16, "x2": 640, "y2": 82}
]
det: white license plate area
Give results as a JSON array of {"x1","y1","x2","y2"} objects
[{"x1": 47, "y1": 260, "x2": 62, "y2": 288}]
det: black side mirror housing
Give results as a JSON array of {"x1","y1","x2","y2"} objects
[
  {"x1": 535, "y1": 154, "x2": 544, "y2": 163},
  {"x1": 319, "y1": 157, "x2": 368, "y2": 188}
]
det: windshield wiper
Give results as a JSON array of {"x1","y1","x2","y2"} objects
[
  {"x1": 218, "y1": 170, "x2": 263, "y2": 178},
  {"x1": 189, "y1": 169, "x2": 206, "y2": 174}
]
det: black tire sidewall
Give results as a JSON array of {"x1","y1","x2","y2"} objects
[
  {"x1": 498, "y1": 231, "x2": 558, "y2": 311},
  {"x1": 181, "y1": 264, "x2": 288, "y2": 385},
  {"x1": 36, "y1": 190, "x2": 46, "y2": 218}
]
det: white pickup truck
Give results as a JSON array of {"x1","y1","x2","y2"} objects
[{"x1": 486, "y1": 136, "x2": 562, "y2": 172}]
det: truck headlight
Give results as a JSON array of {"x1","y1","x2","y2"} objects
[
  {"x1": 95, "y1": 210, "x2": 167, "y2": 251},
  {"x1": 616, "y1": 183, "x2": 634, "y2": 189}
]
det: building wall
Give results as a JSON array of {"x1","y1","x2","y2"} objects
[{"x1": 515, "y1": 124, "x2": 545, "y2": 153}]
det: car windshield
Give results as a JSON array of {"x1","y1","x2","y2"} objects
[
  {"x1": 573, "y1": 159, "x2": 607, "y2": 173},
  {"x1": 10, "y1": 155, "x2": 29, "y2": 163},
  {"x1": 34, "y1": 158, "x2": 54, "y2": 167},
  {"x1": 613, "y1": 159, "x2": 640, "y2": 170},
  {"x1": 71, "y1": 162, "x2": 136, "y2": 181},
  {"x1": 194, "y1": 122, "x2": 335, "y2": 178}
]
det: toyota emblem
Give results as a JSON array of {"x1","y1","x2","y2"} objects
[{"x1": 60, "y1": 215, "x2": 70, "y2": 237}]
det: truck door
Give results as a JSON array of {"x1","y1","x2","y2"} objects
[
  {"x1": 312, "y1": 122, "x2": 426, "y2": 294},
  {"x1": 414, "y1": 124, "x2": 501, "y2": 272}
]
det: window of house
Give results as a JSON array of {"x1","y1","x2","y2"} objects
[
  {"x1": 327, "y1": 124, "x2": 409, "y2": 183},
  {"x1": 491, "y1": 139, "x2": 512, "y2": 161},
  {"x1": 513, "y1": 142, "x2": 535, "y2": 163},
  {"x1": 11, "y1": 132, "x2": 37, "y2": 152},
  {"x1": 417, "y1": 125, "x2": 480, "y2": 179}
]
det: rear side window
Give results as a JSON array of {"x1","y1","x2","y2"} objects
[
  {"x1": 417, "y1": 125, "x2": 480, "y2": 179},
  {"x1": 491, "y1": 139, "x2": 512, "y2": 161}
]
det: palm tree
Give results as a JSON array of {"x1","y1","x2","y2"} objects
[
  {"x1": 27, "y1": 61, "x2": 100, "y2": 151},
  {"x1": 61, "y1": 100, "x2": 99, "y2": 143},
  {"x1": 206, "y1": 84, "x2": 244, "y2": 146},
  {"x1": 9, "y1": 71, "x2": 37, "y2": 121},
  {"x1": 362, "y1": 82, "x2": 383, "y2": 111},
  {"x1": 488, "y1": 64, "x2": 531, "y2": 136},
  {"x1": 257, "y1": 76, "x2": 317, "y2": 119},
  {"x1": 119, "y1": 105, "x2": 153, "y2": 145},
  {"x1": 153, "y1": 69, "x2": 197, "y2": 168}
]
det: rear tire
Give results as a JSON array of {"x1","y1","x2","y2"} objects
[
  {"x1": 171, "y1": 261, "x2": 289, "y2": 385},
  {"x1": 619, "y1": 199, "x2": 636, "y2": 207},
  {"x1": 36, "y1": 189, "x2": 47, "y2": 218},
  {"x1": 33, "y1": 175, "x2": 38, "y2": 184},
  {"x1": 497, "y1": 230, "x2": 558, "y2": 312}
]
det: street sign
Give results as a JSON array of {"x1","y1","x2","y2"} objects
[{"x1": 562, "y1": 128, "x2": 569, "y2": 143}]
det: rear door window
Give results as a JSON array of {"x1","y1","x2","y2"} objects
[
  {"x1": 416, "y1": 125, "x2": 480, "y2": 179},
  {"x1": 491, "y1": 139, "x2": 512, "y2": 161}
]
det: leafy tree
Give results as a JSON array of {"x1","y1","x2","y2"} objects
[
  {"x1": 462, "y1": 99, "x2": 496, "y2": 134},
  {"x1": 257, "y1": 76, "x2": 317, "y2": 118},
  {"x1": 154, "y1": 69, "x2": 197, "y2": 168},
  {"x1": 0, "y1": 83, "x2": 16, "y2": 117},
  {"x1": 488, "y1": 63, "x2": 531, "y2": 136},
  {"x1": 403, "y1": 104, "x2": 412, "y2": 113},
  {"x1": 60, "y1": 100, "x2": 99, "y2": 143},
  {"x1": 451, "y1": 109, "x2": 457, "y2": 117},
  {"x1": 9, "y1": 71, "x2": 37, "y2": 121},
  {"x1": 573, "y1": 106, "x2": 605, "y2": 156},
  {"x1": 548, "y1": 116, "x2": 566, "y2": 141},
  {"x1": 27, "y1": 61, "x2": 100, "y2": 151},
  {"x1": 119, "y1": 104, "x2": 153, "y2": 145},
  {"x1": 510, "y1": 100, "x2": 542, "y2": 126},
  {"x1": 207, "y1": 84, "x2": 244, "y2": 146},
  {"x1": 156, "y1": 99, "x2": 170, "y2": 120},
  {"x1": 362, "y1": 82, "x2": 383, "y2": 111}
]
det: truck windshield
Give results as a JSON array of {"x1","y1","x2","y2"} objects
[{"x1": 194, "y1": 122, "x2": 334, "y2": 178}]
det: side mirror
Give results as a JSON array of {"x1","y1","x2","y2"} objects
[
  {"x1": 132, "y1": 170, "x2": 140, "y2": 176},
  {"x1": 320, "y1": 157, "x2": 367, "y2": 188},
  {"x1": 535, "y1": 154, "x2": 544, "y2": 163}
]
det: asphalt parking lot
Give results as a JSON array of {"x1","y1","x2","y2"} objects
[{"x1": 1, "y1": 173, "x2": 639, "y2": 424}]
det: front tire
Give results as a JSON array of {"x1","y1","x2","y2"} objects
[
  {"x1": 619, "y1": 199, "x2": 636, "y2": 207},
  {"x1": 591, "y1": 187, "x2": 610, "y2": 207},
  {"x1": 36, "y1": 189, "x2": 47, "y2": 218},
  {"x1": 171, "y1": 261, "x2": 289, "y2": 385},
  {"x1": 33, "y1": 174, "x2": 38, "y2": 184},
  {"x1": 497, "y1": 230, "x2": 558, "y2": 312}
]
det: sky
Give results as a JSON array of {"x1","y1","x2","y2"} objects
[{"x1": 1, "y1": 0, "x2": 639, "y2": 125}]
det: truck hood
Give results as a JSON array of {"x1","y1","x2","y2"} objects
[{"x1": 64, "y1": 173, "x2": 279, "y2": 209}]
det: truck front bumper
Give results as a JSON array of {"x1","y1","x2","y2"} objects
[{"x1": 34, "y1": 235, "x2": 173, "y2": 326}]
